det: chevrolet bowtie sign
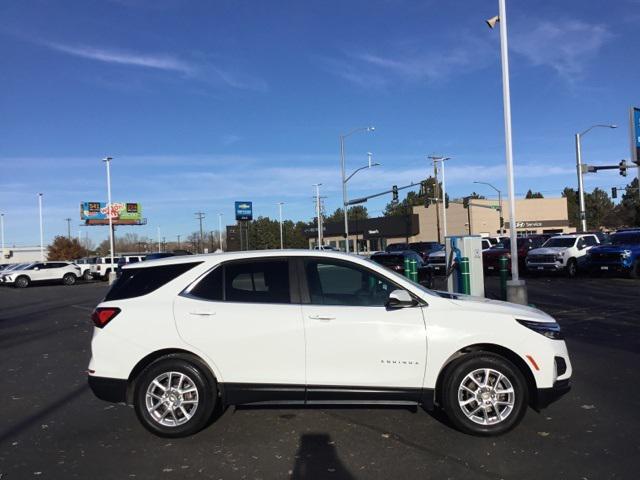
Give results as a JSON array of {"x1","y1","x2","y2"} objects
[{"x1": 235, "y1": 201, "x2": 253, "y2": 221}]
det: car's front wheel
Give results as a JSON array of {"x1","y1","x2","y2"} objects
[
  {"x1": 63, "y1": 273, "x2": 77, "y2": 286},
  {"x1": 566, "y1": 258, "x2": 578, "y2": 278},
  {"x1": 14, "y1": 275, "x2": 30, "y2": 288},
  {"x1": 134, "y1": 358, "x2": 216, "y2": 437},
  {"x1": 442, "y1": 353, "x2": 528, "y2": 436}
]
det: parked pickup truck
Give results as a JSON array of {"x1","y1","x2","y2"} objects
[
  {"x1": 526, "y1": 234, "x2": 599, "y2": 277},
  {"x1": 586, "y1": 229, "x2": 640, "y2": 278}
]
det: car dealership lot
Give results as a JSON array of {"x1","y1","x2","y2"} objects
[{"x1": 1, "y1": 279, "x2": 639, "y2": 479}]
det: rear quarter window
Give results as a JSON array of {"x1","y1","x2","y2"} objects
[{"x1": 104, "y1": 262, "x2": 202, "y2": 301}]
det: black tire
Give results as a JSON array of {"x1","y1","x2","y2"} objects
[
  {"x1": 566, "y1": 258, "x2": 577, "y2": 278},
  {"x1": 63, "y1": 273, "x2": 77, "y2": 286},
  {"x1": 134, "y1": 358, "x2": 216, "y2": 438},
  {"x1": 83, "y1": 270, "x2": 92, "y2": 281},
  {"x1": 14, "y1": 275, "x2": 30, "y2": 288},
  {"x1": 441, "y1": 353, "x2": 528, "y2": 436}
]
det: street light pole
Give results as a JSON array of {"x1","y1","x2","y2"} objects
[
  {"x1": 65, "y1": 218, "x2": 72, "y2": 239},
  {"x1": 473, "y1": 181, "x2": 504, "y2": 234},
  {"x1": 157, "y1": 226, "x2": 161, "y2": 253},
  {"x1": 430, "y1": 156, "x2": 451, "y2": 239},
  {"x1": 0, "y1": 213, "x2": 5, "y2": 258},
  {"x1": 487, "y1": 0, "x2": 526, "y2": 303},
  {"x1": 102, "y1": 157, "x2": 116, "y2": 283},
  {"x1": 340, "y1": 126, "x2": 375, "y2": 253},
  {"x1": 38, "y1": 193, "x2": 44, "y2": 261},
  {"x1": 313, "y1": 184, "x2": 322, "y2": 248},
  {"x1": 177, "y1": 234, "x2": 181, "y2": 249},
  {"x1": 575, "y1": 124, "x2": 617, "y2": 232},
  {"x1": 277, "y1": 202, "x2": 284, "y2": 249}
]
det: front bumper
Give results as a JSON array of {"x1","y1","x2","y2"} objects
[
  {"x1": 88, "y1": 375, "x2": 128, "y2": 404},
  {"x1": 535, "y1": 379, "x2": 571, "y2": 409},
  {"x1": 526, "y1": 262, "x2": 564, "y2": 272}
]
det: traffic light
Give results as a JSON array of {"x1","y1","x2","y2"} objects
[
  {"x1": 619, "y1": 159, "x2": 628, "y2": 177},
  {"x1": 612, "y1": 187, "x2": 617, "y2": 199},
  {"x1": 392, "y1": 185, "x2": 398, "y2": 202}
]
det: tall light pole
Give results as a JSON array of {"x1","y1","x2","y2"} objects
[
  {"x1": 340, "y1": 126, "x2": 375, "y2": 253},
  {"x1": 157, "y1": 226, "x2": 161, "y2": 253},
  {"x1": 1, "y1": 213, "x2": 5, "y2": 258},
  {"x1": 177, "y1": 234, "x2": 181, "y2": 249},
  {"x1": 313, "y1": 184, "x2": 322, "y2": 248},
  {"x1": 575, "y1": 124, "x2": 617, "y2": 231},
  {"x1": 218, "y1": 213, "x2": 224, "y2": 251},
  {"x1": 277, "y1": 202, "x2": 284, "y2": 249},
  {"x1": 65, "y1": 218, "x2": 72, "y2": 239},
  {"x1": 430, "y1": 156, "x2": 451, "y2": 239},
  {"x1": 38, "y1": 193, "x2": 44, "y2": 261},
  {"x1": 473, "y1": 181, "x2": 504, "y2": 234},
  {"x1": 487, "y1": 0, "x2": 525, "y2": 302},
  {"x1": 103, "y1": 157, "x2": 116, "y2": 283}
]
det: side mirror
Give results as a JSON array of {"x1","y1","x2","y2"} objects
[
  {"x1": 386, "y1": 289, "x2": 417, "y2": 309},
  {"x1": 34, "y1": 267, "x2": 39, "y2": 271}
]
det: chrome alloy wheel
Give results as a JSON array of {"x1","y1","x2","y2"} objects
[
  {"x1": 457, "y1": 368, "x2": 515, "y2": 425},
  {"x1": 145, "y1": 371, "x2": 199, "y2": 427}
]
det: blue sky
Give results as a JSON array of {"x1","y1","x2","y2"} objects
[{"x1": 1, "y1": 0, "x2": 638, "y2": 246}]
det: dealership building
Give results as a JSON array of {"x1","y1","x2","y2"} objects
[{"x1": 307, "y1": 197, "x2": 573, "y2": 252}]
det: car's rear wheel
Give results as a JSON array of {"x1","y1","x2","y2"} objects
[
  {"x1": 63, "y1": 273, "x2": 77, "y2": 286},
  {"x1": 134, "y1": 358, "x2": 216, "y2": 438},
  {"x1": 442, "y1": 353, "x2": 528, "y2": 436},
  {"x1": 566, "y1": 258, "x2": 577, "y2": 278},
  {"x1": 83, "y1": 270, "x2": 92, "y2": 281},
  {"x1": 14, "y1": 275, "x2": 30, "y2": 288}
]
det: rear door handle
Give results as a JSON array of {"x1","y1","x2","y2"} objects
[
  {"x1": 308, "y1": 314, "x2": 335, "y2": 321},
  {"x1": 189, "y1": 311, "x2": 216, "y2": 316}
]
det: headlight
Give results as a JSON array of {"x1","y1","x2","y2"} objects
[
  {"x1": 622, "y1": 250, "x2": 632, "y2": 258},
  {"x1": 555, "y1": 253, "x2": 564, "y2": 262},
  {"x1": 516, "y1": 319, "x2": 563, "y2": 340}
]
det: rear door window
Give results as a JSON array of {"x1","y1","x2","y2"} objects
[
  {"x1": 105, "y1": 262, "x2": 202, "y2": 301},
  {"x1": 225, "y1": 260, "x2": 290, "y2": 304}
]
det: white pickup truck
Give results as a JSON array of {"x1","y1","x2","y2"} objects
[{"x1": 525, "y1": 234, "x2": 599, "y2": 277}]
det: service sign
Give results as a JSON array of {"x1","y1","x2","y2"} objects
[
  {"x1": 80, "y1": 202, "x2": 142, "y2": 224},
  {"x1": 235, "y1": 201, "x2": 253, "y2": 221}
]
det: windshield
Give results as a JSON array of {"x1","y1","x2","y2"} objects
[
  {"x1": 542, "y1": 237, "x2": 575, "y2": 248},
  {"x1": 386, "y1": 244, "x2": 407, "y2": 252},
  {"x1": 611, "y1": 233, "x2": 640, "y2": 245}
]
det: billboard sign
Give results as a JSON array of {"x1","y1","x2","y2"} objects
[
  {"x1": 80, "y1": 202, "x2": 143, "y2": 225},
  {"x1": 631, "y1": 107, "x2": 640, "y2": 165},
  {"x1": 235, "y1": 201, "x2": 253, "y2": 221}
]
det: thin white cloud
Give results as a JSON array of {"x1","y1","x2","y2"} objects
[
  {"x1": 512, "y1": 20, "x2": 613, "y2": 80},
  {"x1": 46, "y1": 42, "x2": 195, "y2": 75},
  {"x1": 321, "y1": 33, "x2": 493, "y2": 88}
]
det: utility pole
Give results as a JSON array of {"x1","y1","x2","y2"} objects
[
  {"x1": 195, "y1": 211, "x2": 206, "y2": 254},
  {"x1": 432, "y1": 163, "x2": 441, "y2": 243},
  {"x1": 65, "y1": 218, "x2": 72, "y2": 239},
  {"x1": 157, "y1": 226, "x2": 161, "y2": 253},
  {"x1": 177, "y1": 234, "x2": 181, "y2": 249},
  {"x1": 0, "y1": 213, "x2": 4, "y2": 257},
  {"x1": 38, "y1": 193, "x2": 44, "y2": 261},
  {"x1": 218, "y1": 213, "x2": 224, "y2": 252},
  {"x1": 313, "y1": 184, "x2": 322, "y2": 248},
  {"x1": 210, "y1": 231, "x2": 215, "y2": 252}
]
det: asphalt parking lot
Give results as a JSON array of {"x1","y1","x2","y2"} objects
[{"x1": 1, "y1": 277, "x2": 639, "y2": 479}]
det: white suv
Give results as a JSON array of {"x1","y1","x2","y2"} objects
[
  {"x1": 3, "y1": 261, "x2": 82, "y2": 288},
  {"x1": 91, "y1": 256, "x2": 122, "y2": 281},
  {"x1": 88, "y1": 251, "x2": 572, "y2": 437},
  {"x1": 526, "y1": 234, "x2": 599, "y2": 277}
]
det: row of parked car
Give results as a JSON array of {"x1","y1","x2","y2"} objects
[
  {"x1": 0, "y1": 251, "x2": 191, "y2": 288},
  {"x1": 370, "y1": 228, "x2": 640, "y2": 280}
]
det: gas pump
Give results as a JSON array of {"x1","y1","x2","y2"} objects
[{"x1": 445, "y1": 235, "x2": 485, "y2": 297}]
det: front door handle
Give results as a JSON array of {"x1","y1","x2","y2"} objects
[
  {"x1": 189, "y1": 311, "x2": 216, "y2": 316},
  {"x1": 308, "y1": 314, "x2": 335, "y2": 321}
]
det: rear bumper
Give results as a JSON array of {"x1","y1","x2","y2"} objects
[
  {"x1": 535, "y1": 379, "x2": 571, "y2": 409},
  {"x1": 88, "y1": 375, "x2": 128, "y2": 404}
]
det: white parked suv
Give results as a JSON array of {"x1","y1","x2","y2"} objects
[
  {"x1": 88, "y1": 250, "x2": 572, "y2": 437},
  {"x1": 91, "y1": 256, "x2": 122, "y2": 281},
  {"x1": 2, "y1": 261, "x2": 82, "y2": 288},
  {"x1": 526, "y1": 234, "x2": 599, "y2": 277}
]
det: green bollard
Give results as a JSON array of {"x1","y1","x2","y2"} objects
[
  {"x1": 403, "y1": 257, "x2": 411, "y2": 279},
  {"x1": 410, "y1": 259, "x2": 418, "y2": 282},
  {"x1": 499, "y1": 255, "x2": 508, "y2": 301},
  {"x1": 460, "y1": 257, "x2": 471, "y2": 295}
]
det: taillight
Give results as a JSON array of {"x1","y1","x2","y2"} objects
[{"x1": 91, "y1": 307, "x2": 121, "y2": 328}]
